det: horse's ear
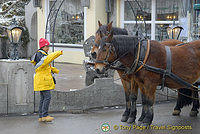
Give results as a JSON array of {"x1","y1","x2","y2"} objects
[
  {"x1": 99, "y1": 30, "x2": 104, "y2": 38},
  {"x1": 107, "y1": 21, "x2": 113, "y2": 32},
  {"x1": 98, "y1": 20, "x2": 102, "y2": 27},
  {"x1": 107, "y1": 31, "x2": 113, "y2": 42}
]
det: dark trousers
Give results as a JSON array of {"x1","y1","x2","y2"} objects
[{"x1": 38, "y1": 90, "x2": 51, "y2": 118}]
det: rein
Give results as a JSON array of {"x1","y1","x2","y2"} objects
[
  {"x1": 113, "y1": 76, "x2": 200, "y2": 100},
  {"x1": 156, "y1": 89, "x2": 200, "y2": 100}
]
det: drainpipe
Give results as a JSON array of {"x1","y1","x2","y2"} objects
[{"x1": 105, "y1": 0, "x2": 111, "y2": 24}]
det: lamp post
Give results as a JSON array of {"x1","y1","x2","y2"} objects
[
  {"x1": 6, "y1": 19, "x2": 24, "y2": 60},
  {"x1": 166, "y1": 25, "x2": 183, "y2": 40}
]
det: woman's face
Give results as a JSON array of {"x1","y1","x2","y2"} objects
[{"x1": 43, "y1": 46, "x2": 49, "y2": 52}]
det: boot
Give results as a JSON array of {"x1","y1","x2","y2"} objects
[
  {"x1": 38, "y1": 118, "x2": 42, "y2": 122},
  {"x1": 42, "y1": 116, "x2": 54, "y2": 122}
]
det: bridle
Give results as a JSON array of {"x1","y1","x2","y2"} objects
[
  {"x1": 95, "y1": 39, "x2": 130, "y2": 70},
  {"x1": 95, "y1": 37, "x2": 151, "y2": 75},
  {"x1": 95, "y1": 42, "x2": 116, "y2": 65}
]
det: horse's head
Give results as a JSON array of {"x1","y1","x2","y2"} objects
[
  {"x1": 94, "y1": 32, "x2": 117, "y2": 74},
  {"x1": 91, "y1": 21, "x2": 113, "y2": 59}
]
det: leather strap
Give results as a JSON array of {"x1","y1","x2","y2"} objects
[
  {"x1": 165, "y1": 46, "x2": 172, "y2": 74},
  {"x1": 160, "y1": 46, "x2": 172, "y2": 90},
  {"x1": 127, "y1": 41, "x2": 141, "y2": 74},
  {"x1": 139, "y1": 61, "x2": 199, "y2": 91},
  {"x1": 135, "y1": 40, "x2": 150, "y2": 73}
]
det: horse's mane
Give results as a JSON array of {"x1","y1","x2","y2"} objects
[
  {"x1": 100, "y1": 35, "x2": 138, "y2": 57},
  {"x1": 112, "y1": 35, "x2": 138, "y2": 57},
  {"x1": 96, "y1": 25, "x2": 128, "y2": 35}
]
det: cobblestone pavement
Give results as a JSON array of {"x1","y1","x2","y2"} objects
[{"x1": 0, "y1": 101, "x2": 199, "y2": 134}]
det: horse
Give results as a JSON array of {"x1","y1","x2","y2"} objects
[
  {"x1": 161, "y1": 39, "x2": 199, "y2": 116},
  {"x1": 91, "y1": 21, "x2": 128, "y2": 59},
  {"x1": 92, "y1": 21, "x2": 140, "y2": 123},
  {"x1": 94, "y1": 32, "x2": 200, "y2": 125},
  {"x1": 93, "y1": 21, "x2": 199, "y2": 123}
]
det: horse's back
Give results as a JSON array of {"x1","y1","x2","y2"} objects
[{"x1": 160, "y1": 39, "x2": 183, "y2": 46}]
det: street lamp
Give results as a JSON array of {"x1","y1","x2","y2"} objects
[
  {"x1": 167, "y1": 26, "x2": 183, "y2": 40},
  {"x1": 6, "y1": 19, "x2": 24, "y2": 60}
]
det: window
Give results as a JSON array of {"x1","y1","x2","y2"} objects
[
  {"x1": 122, "y1": 0, "x2": 180, "y2": 41},
  {"x1": 123, "y1": 0, "x2": 152, "y2": 38},
  {"x1": 49, "y1": 0, "x2": 84, "y2": 45}
]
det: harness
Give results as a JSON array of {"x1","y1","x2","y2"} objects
[
  {"x1": 160, "y1": 46, "x2": 172, "y2": 90},
  {"x1": 96, "y1": 39, "x2": 200, "y2": 92}
]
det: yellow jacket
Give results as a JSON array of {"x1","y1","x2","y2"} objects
[{"x1": 31, "y1": 50, "x2": 63, "y2": 91}]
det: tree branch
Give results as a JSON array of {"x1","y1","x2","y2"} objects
[{"x1": 0, "y1": 0, "x2": 23, "y2": 15}]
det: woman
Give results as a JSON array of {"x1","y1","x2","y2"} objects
[{"x1": 31, "y1": 38, "x2": 63, "y2": 122}]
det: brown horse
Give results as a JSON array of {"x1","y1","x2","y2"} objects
[
  {"x1": 161, "y1": 40, "x2": 200, "y2": 116},
  {"x1": 93, "y1": 22, "x2": 199, "y2": 124},
  {"x1": 94, "y1": 33, "x2": 200, "y2": 125},
  {"x1": 91, "y1": 21, "x2": 128, "y2": 59},
  {"x1": 93, "y1": 21, "x2": 142, "y2": 123},
  {"x1": 93, "y1": 21, "x2": 199, "y2": 124}
]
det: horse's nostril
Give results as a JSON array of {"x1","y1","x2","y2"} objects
[
  {"x1": 91, "y1": 52, "x2": 97, "y2": 59},
  {"x1": 95, "y1": 68, "x2": 100, "y2": 74}
]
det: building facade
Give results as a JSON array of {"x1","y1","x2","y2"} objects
[{"x1": 26, "y1": 0, "x2": 198, "y2": 64}]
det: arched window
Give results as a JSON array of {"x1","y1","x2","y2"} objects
[{"x1": 49, "y1": 0, "x2": 84, "y2": 45}]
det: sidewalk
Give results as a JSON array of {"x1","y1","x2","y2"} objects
[
  {"x1": 0, "y1": 101, "x2": 199, "y2": 134},
  {"x1": 54, "y1": 63, "x2": 86, "y2": 91},
  {"x1": 54, "y1": 63, "x2": 121, "y2": 91}
]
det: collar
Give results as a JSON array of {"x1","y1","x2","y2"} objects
[{"x1": 38, "y1": 49, "x2": 48, "y2": 55}]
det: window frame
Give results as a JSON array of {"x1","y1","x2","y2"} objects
[
  {"x1": 121, "y1": 0, "x2": 179, "y2": 40},
  {"x1": 47, "y1": 0, "x2": 85, "y2": 47}
]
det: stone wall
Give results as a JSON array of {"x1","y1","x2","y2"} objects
[
  {"x1": 0, "y1": 59, "x2": 177, "y2": 115},
  {"x1": 35, "y1": 78, "x2": 125, "y2": 112},
  {"x1": 0, "y1": 59, "x2": 34, "y2": 114}
]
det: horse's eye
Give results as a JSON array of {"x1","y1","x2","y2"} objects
[{"x1": 102, "y1": 48, "x2": 107, "y2": 52}]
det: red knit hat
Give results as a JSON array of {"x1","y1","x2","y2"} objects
[{"x1": 39, "y1": 38, "x2": 50, "y2": 48}]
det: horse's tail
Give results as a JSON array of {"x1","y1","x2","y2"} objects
[{"x1": 178, "y1": 88, "x2": 193, "y2": 108}]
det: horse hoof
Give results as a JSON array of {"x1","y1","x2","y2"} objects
[
  {"x1": 172, "y1": 110, "x2": 181, "y2": 116},
  {"x1": 121, "y1": 116, "x2": 129, "y2": 122},
  {"x1": 127, "y1": 117, "x2": 135, "y2": 124},
  {"x1": 189, "y1": 111, "x2": 198, "y2": 117},
  {"x1": 138, "y1": 116, "x2": 145, "y2": 122},
  {"x1": 137, "y1": 121, "x2": 143, "y2": 126}
]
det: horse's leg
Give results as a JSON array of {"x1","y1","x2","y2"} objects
[
  {"x1": 172, "y1": 91, "x2": 182, "y2": 116},
  {"x1": 189, "y1": 82, "x2": 199, "y2": 116},
  {"x1": 138, "y1": 92, "x2": 147, "y2": 123},
  {"x1": 121, "y1": 79, "x2": 131, "y2": 122},
  {"x1": 127, "y1": 78, "x2": 138, "y2": 124},
  {"x1": 190, "y1": 90, "x2": 199, "y2": 117},
  {"x1": 140, "y1": 85, "x2": 156, "y2": 126},
  {"x1": 172, "y1": 88, "x2": 193, "y2": 116},
  {"x1": 189, "y1": 86, "x2": 199, "y2": 117}
]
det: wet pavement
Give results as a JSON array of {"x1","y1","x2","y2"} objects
[
  {"x1": 54, "y1": 63, "x2": 121, "y2": 91},
  {"x1": 54, "y1": 63, "x2": 86, "y2": 91},
  {"x1": 0, "y1": 101, "x2": 199, "y2": 134}
]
